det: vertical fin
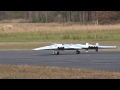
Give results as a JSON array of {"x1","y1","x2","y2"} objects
[
  {"x1": 86, "y1": 43, "x2": 89, "y2": 46},
  {"x1": 96, "y1": 43, "x2": 99, "y2": 46}
]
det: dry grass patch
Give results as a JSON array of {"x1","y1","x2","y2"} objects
[
  {"x1": 0, "y1": 23, "x2": 120, "y2": 32},
  {"x1": 0, "y1": 64, "x2": 120, "y2": 79}
]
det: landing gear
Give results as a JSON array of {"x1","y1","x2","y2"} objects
[
  {"x1": 53, "y1": 51, "x2": 59, "y2": 55},
  {"x1": 96, "y1": 48, "x2": 98, "y2": 52},
  {"x1": 76, "y1": 50, "x2": 80, "y2": 54},
  {"x1": 53, "y1": 51, "x2": 55, "y2": 55},
  {"x1": 86, "y1": 49, "x2": 88, "y2": 52},
  {"x1": 57, "y1": 51, "x2": 59, "y2": 55}
]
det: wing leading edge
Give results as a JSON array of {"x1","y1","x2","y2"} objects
[
  {"x1": 33, "y1": 45, "x2": 58, "y2": 50},
  {"x1": 33, "y1": 44, "x2": 82, "y2": 50}
]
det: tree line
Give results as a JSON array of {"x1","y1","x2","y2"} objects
[{"x1": 0, "y1": 11, "x2": 120, "y2": 24}]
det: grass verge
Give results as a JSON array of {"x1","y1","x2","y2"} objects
[
  {"x1": 0, "y1": 23, "x2": 120, "y2": 42},
  {"x1": 0, "y1": 30, "x2": 120, "y2": 42},
  {"x1": 0, "y1": 64, "x2": 120, "y2": 79}
]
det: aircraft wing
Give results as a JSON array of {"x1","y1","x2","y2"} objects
[
  {"x1": 63, "y1": 44, "x2": 82, "y2": 50},
  {"x1": 98, "y1": 46, "x2": 118, "y2": 49},
  {"x1": 32, "y1": 43, "x2": 119, "y2": 55},
  {"x1": 33, "y1": 44, "x2": 82, "y2": 50},
  {"x1": 33, "y1": 43, "x2": 119, "y2": 51},
  {"x1": 33, "y1": 45, "x2": 58, "y2": 50}
]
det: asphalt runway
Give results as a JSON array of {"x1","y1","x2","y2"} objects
[{"x1": 0, "y1": 50, "x2": 120, "y2": 72}]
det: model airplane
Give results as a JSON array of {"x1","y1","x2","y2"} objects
[{"x1": 33, "y1": 43, "x2": 119, "y2": 55}]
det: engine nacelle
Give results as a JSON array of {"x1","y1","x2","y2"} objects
[
  {"x1": 89, "y1": 46, "x2": 98, "y2": 49},
  {"x1": 58, "y1": 47, "x2": 64, "y2": 50},
  {"x1": 56, "y1": 44, "x2": 64, "y2": 50}
]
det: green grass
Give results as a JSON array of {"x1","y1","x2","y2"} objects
[
  {"x1": 0, "y1": 30, "x2": 120, "y2": 42},
  {"x1": 0, "y1": 30, "x2": 120, "y2": 50}
]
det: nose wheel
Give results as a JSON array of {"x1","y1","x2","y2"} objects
[{"x1": 76, "y1": 50, "x2": 80, "y2": 54}]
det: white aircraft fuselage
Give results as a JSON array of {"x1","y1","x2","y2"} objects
[{"x1": 33, "y1": 43, "x2": 118, "y2": 55}]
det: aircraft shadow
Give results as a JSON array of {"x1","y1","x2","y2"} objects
[
  {"x1": 34, "y1": 52, "x2": 107, "y2": 56},
  {"x1": 35, "y1": 53, "x2": 76, "y2": 56}
]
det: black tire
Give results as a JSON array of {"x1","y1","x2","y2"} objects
[
  {"x1": 57, "y1": 52, "x2": 59, "y2": 55},
  {"x1": 76, "y1": 51, "x2": 80, "y2": 54},
  {"x1": 96, "y1": 48, "x2": 98, "y2": 52}
]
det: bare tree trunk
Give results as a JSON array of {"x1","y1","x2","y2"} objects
[
  {"x1": 39, "y1": 11, "x2": 43, "y2": 22},
  {"x1": 0, "y1": 11, "x2": 5, "y2": 20},
  {"x1": 69, "y1": 11, "x2": 72, "y2": 22},
  {"x1": 85, "y1": 11, "x2": 88, "y2": 22},
  {"x1": 88, "y1": 11, "x2": 90, "y2": 22},
  {"x1": 65, "y1": 11, "x2": 68, "y2": 22},
  {"x1": 45, "y1": 11, "x2": 48, "y2": 23},
  {"x1": 96, "y1": 11, "x2": 99, "y2": 25},
  {"x1": 83, "y1": 11, "x2": 85, "y2": 22},
  {"x1": 28, "y1": 11, "x2": 32, "y2": 22},
  {"x1": 78, "y1": 11, "x2": 80, "y2": 22},
  {"x1": 35, "y1": 11, "x2": 39, "y2": 22}
]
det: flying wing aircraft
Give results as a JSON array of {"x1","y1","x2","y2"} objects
[{"x1": 33, "y1": 43, "x2": 119, "y2": 55}]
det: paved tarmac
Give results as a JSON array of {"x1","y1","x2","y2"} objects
[{"x1": 0, "y1": 50, "x2": 120, "y2": 72}]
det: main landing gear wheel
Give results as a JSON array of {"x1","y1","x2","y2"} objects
[
  {"x1": 76, "y1": 50, "x2": 80, "y2": 54},
  {"x1": 57, "y1": 51, "x2": 59, "y2": 55},
  {"x1": 53, "y1": 51, "x2": 59, "y2": 55}
]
